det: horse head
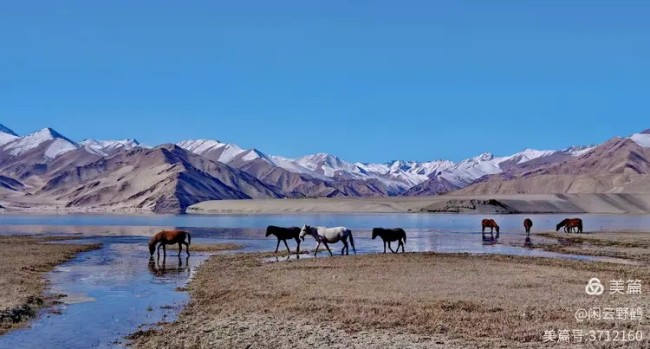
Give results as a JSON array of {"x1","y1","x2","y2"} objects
[
  {"x1": 556, "y1": 219, "x2": 566, "y2": 232},
  {"x1": 265, "y1": 226, "x2": 273, "y2": 237},
  {"x1": 299, "y1": 225, "x2": 310, "y2": 241},
  {"x1": 495, "y1": 224, "x2": 500, "y2": 233},
  {"x1": 148, "y1": 240, "x2": 157, "y2": 255},
  {"x1": 371, "y1": 228, "x2": 379, "y2": 240}
]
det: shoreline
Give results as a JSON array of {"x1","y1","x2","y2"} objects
[
  {"x1": 4, "y1": 193, "x2": 650, "y2": 215},
  {"x1": 130, "y1": 243, "x2": 650, "y2": 348},
  {"x1": 188, "y1": 194, "x2": 650, "y2": 215},
  {"x1": 0, "y1": 236, "x2": 101, "y2": 335}
]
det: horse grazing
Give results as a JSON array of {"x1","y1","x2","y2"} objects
[
  {"x1": 556, "y1": 218, "x2": 583, "y2": 234},
  {"x1": 149, "y1": 230, "x2": 191, "y2": 257},
  {"x1": 266, "y1": 225, "x2": 301, "y2": 256},
  {"x1": 523, "y1": 218, "x2": 533, "y2": 234},
  {"x1": 299, "y1": 225, "x2": 356, "y2": 256},
  {"x1": 372, "y1": 228, "x2": 406, "y2": 253},
  {"x1": 481, "y1": 219, "x2": 500, "y2": 238}
]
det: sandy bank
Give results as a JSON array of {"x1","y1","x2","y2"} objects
[
  {"x1": 130, "y1": 247, "x2": 649, "y2": 348},
  {"x1": 0, "y1": 236, "x2": 100, "y2": 335},
  {"x1": 188, "y1": 193, "x2": 650, "y2": 215}
]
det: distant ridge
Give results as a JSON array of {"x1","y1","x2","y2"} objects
[{"x1": 0, "y1": 122, "x2": 649, "y2": 213}]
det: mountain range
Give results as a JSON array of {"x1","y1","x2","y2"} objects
[{"x1": 0, "y1": 122, "x2": 649, "y2": 213}]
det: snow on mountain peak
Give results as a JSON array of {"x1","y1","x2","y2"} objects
[
  {"x1": 3, "y1": 127, "x2": 78, "y2": 159},
  {"x1": 81, "y1": 138, "x2": 141, "y2": 156},
  {"x1": 177, "y1": 139, "x2": 247, "y2": 164},
  {"x1": 0, "y1": 123, "x2": 19, "y2": 145},
  {"x1": 630, "y1": 132, "x2": 650, "y2": 148},
  {"x1": 0, "y1": 123, "x2": 18, "y2": 136}
]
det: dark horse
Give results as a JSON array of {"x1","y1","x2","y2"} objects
[
  {"x1": 149, "y1": 230, "x2": 191, "y2": 257},
  {"x1": 523, "y1": 218, "x2": 533, "y2": 234},
  {"x1": 372, "y1": 228, "x2": 407, "y2": 253},
  {"x1": 266, "y1": 225, "x2": 301, "y2": 256},
  {"x1": 481, "y1": 219, "x2": 500, "y2": 238},
  {"x1": 556, "y1": 218, "x2": 583, "y2": 234}
]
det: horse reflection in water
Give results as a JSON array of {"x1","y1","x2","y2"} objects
[
  {"x1": 482, "y1": 235, "x2": 498, "y2": 245},
  {"x1": 148, "y1": 255, "x2": 191, "y2": 277},
  {"x1": 524, "y1": 236, "x2": 533, "y2": 248}
]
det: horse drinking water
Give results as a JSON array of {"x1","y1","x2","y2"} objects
[
  {"x1": 556, "y1": 218, "x2": 583, "y2": 234},
  {"x1": 266, "y1": 225, "x2": 301, "y2": 256},
  {"x1": 481, "y1": 219, "x2": 500, "y2": 238},
  {"x1": 149, "y1": 230, "x2": 191, "y2": 257},
  {"x1": 299, "y1": 225, "x2": 356, "y2": 256},
  {"x1": 523, "y1": 218, "x2": 533, "y2": 234},
  {"x1": 371, "y1": 227, "x2": 407, "y2": 253}
]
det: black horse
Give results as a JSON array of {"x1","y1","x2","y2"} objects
[
  {"x1": 266, "y1": 225, "x2": 301, "y2": 256},
  {"x1": 371, "y1": 227, "x2": 407, "y2": 253}
]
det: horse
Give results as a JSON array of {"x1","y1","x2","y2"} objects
[
  {"x1": 481, "y1": 219, "x2": 500, "y2": 238},
  {"x1": 266, "y1": 225, "x2": 301, "y2": 256},
  {"x1": 149, "y1": 230, "x2": 191, "y2": 257},
  {"x1": 299, "y1": 225, "x2": 356, "y2": 256},
  {"x1": 556, "y1": 218, "x2": 583, "y2": 234},
  {"x1": 371, "y1": 227, "x2": 406, "y2": 253},
  {"x1": 523, "y1": 218, "x2": 533, "y2": 234}
]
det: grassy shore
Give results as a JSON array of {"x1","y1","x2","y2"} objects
[
  {"x1": 0, "y1": 236, "x2": 100, "y2": 335},
  {"x1": 131, "y1": 247, "x2": 650, "y2": 348},
  {"x1": 532, "y1": 231, "x2": 650, "y2": 263}
]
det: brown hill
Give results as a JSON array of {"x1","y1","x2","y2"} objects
[
  {"x1": 34, "y1": 145, "x2": 283, "y2": 213},
  {"x1": 460, "y1": 138, "x2": 650, "y2": 195}
]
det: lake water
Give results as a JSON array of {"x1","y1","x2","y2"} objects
[{"x1": 0, "y1": 213, "x2": 648, "y2": 348}]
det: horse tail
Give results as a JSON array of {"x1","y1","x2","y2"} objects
[
  {"x1": 348, "y1": 229, "x2": 356, "y2": 253},
  {"x1": 402, "y1": 229, "x2": 407, "y2": 243},
  {"x1": 186, "y1": 232, "x2": 192, "y2": 245}
]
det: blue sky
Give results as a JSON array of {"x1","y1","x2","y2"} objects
[{"x1": 1, "y1": 1, "x2": 649, "y2": 162}]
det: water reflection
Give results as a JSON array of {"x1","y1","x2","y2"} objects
[
  {"x1": 148, "y1": 255, "x2": 191, "y2": 277},
  {"x1": 524, "y1": 236, "x2": 533, "y2": 248}
]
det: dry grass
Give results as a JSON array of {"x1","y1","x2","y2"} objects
[
  {"x1": 131, "y1": 251, "x2": 649, "y2": 348},
  {"x1": 0, "y1": 236, "x2": 100, "y2": 335},
  {"x1": 534, "y1": 232, "x2": 650, "y2": 263}
]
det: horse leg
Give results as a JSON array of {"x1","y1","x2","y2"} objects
[
  {"x1": 283, "y1": 239, "x2": 291, "y2": 254},
  {"x1": 323, "y1": 242, "x2": 333, "y2": 257},
  {"x1": 383, "y1": 240, "x2": 387, "y2": 253},
  {"x1": 163, "y1": 244, "x2": 167, "y2": 256},
  {"x1": 388, "y1": 241, "x2": 396, "y2": 253},
  {"x1": 178, "y1": 242, "x2": 182, "y2": 256},
  {"x1": 342, "y1": 239, "x2": 349, "y2": 255},
  {"x1": 157, "y1": 244, "x2": 163, "y2": 259},
  {"x1": 314, "y1": 242, "x2": 321, "y2": 256},
  {"x1": 400, "y1": 239, "x2": 405, "y2": 253},
  {"x1": 184, "y1": 242, "x2": 190, "y2": 256},
  {"x1": 274, "y1": 239, "x2": 281, "y2": 253}
]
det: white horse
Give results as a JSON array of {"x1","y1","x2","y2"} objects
[{"x1": 299, "y1": 225, "x2": 356, "y2": 256}]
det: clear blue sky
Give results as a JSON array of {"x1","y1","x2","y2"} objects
[{"x1": 1, "y1": 1, "x2": 649, "y2": 162}]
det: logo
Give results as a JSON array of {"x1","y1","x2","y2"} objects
[{"x1": 586, "y1": 278, "x2": 604, "y2": 296}]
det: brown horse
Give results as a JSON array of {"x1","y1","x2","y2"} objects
[
  {"x1": 556, "y1": 219, "x2": 583, "y2": 234},
  {"x1": 481, "y1": 219, "x2": 500, "y2": 238},
  {"x1": 149, "y1": 230, "x2": 191, "y2": 257},
  {"x1": 523, "y1": 218, "x2": 533, "y2": 234}
]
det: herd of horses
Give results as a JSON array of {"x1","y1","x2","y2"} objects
[{"x1": 147, "y1": 218, "x2": 585, "y2": 258}]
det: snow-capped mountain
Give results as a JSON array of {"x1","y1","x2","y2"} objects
[
  {"x1": 2, "y1": 121, "x2": 650, "y2": 213},
  {"x1": 0, "y1": 123, "x2": 19, "y2": 145},
  {"x1": 81, "y1": 139, "x2": 141, "y2": 156},
  {"x1": 0, "y1": 128, "x2": 79, "y2": 160},
  {"x1": 630, "y1": 129, "x2": 650, "y2": 148},
  {"x1": 177, "y1": 139, "x2": 248, "y2": 164}
]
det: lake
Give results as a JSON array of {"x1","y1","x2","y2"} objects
[{"x1": 0, "y1": 213, "x2": 647, "y2": 348}]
